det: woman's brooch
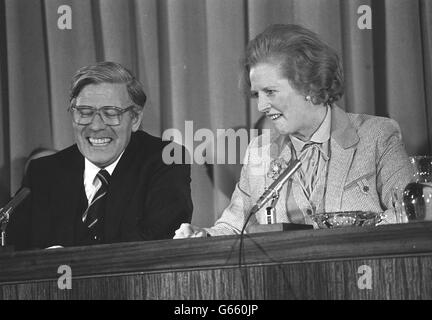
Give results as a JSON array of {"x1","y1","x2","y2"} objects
[{"x1": 267, "y1": 158, "x2": 290, "y2": 180}]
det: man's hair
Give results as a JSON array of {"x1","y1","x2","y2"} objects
[
  {"x1": 242, "y1": 24, "x2": 344, "y2": 106},
  {"x1": 69, "y1": 61, "x2": 147, "y2": 110}
]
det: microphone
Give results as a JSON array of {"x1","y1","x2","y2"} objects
[
  {"x1": 238, "y1": 159, "x2": 302, "y2": 269},
  {"x1": 249, "y1": 159, "x2": 301, "y2": 216},
  {"x1": 0, "y1": 187, "x2": 31, "y2": 224}
]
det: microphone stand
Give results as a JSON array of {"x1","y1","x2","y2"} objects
[
  {"x1": 0, "y1": 187, "x2": 30, "y2": 252},
  {"x1": 0, "y1": 208, "x2": 13, "y2": 252},
  {"x1": 245, "y1": 160, "x2": 314, "y2": 234},
  {"x1": 265, "y1": 191, "x2": 279, "y2": 224}
]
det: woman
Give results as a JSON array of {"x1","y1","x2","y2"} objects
[{"x1": 174, "y1": 24, "x2": 413, "y2": 238}]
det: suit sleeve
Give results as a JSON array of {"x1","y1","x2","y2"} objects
[
  {"x1": 204, "y1": 140, "x2": 256, "y2": 236},
  {"x1": 138, "y1": 148, "x2": 193, "y2": 240},
  {"x1": 375, "y1": 119, "x2": 414, "y2": 223}
]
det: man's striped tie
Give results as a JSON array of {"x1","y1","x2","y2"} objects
[{"x1": 82, "y1": 169, "x2": 110, "y2": 233}]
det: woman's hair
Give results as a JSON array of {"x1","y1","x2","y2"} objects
[
  {"x1": 69, "y1": 61, "x2": 147, "y2": 110},
  {"x1": 242, "y1": 24, "x2": 344, "y2": 106}
]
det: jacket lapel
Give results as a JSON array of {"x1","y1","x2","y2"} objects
[
  {"x1": 103, "y1": 134, "x2": 141, "y2": 240},
  {"x1": 325, "y1": 106, "x2": 359, "y2": 211}
]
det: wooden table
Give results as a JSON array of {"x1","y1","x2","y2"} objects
[{"x1": 1, "y1": 221, "x2": 431, "y2": 299}]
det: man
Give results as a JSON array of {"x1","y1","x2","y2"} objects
[{"x1": 7, "y1": 61, "x2": 193, "y2": 250}]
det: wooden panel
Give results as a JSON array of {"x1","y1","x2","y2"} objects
[
  {"x1": 1, "y1": 256, "x2": 431, "y2": 299},
  {"x1": 1, "y1": 222, "x2": 432, "y2": 283},
  {"x1": 1, "y1": 222, "x2": 432, "y2": 299}
]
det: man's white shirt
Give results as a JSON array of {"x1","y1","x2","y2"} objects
[{"x1": 83, "y1": 152, "x2": 124, "y2": 204}]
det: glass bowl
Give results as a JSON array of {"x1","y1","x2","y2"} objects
[{"x1": 311, "y1": 211, "x2": 382, "y2": 229}]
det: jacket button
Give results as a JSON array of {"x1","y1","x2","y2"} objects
[
  {"x1": 306, "y1": 209, "x2": 312, "y2": 215},
  {"x1": 363, "y1": 186, "x2": 369, "y2": 192}
]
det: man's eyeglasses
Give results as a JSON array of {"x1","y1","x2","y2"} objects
[{"x1": 69, "y1": 105, "x2": 136, "y2": 126}]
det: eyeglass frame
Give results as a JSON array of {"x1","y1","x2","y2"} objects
[{"x1": 68, "y1": 104, "x2": 138, "y2": 126}]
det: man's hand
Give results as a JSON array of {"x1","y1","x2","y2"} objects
[{"x1": 173, "y1": 223, "x2": 208, "y2": 239}]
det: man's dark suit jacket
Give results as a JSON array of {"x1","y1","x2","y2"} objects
[{"x1": 7, "y1": 131, "x2": 193, "y2": 250}]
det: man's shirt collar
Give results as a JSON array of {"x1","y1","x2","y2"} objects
[{"x1": 84, "y1": 151, "x2": 124, "y2": 186}]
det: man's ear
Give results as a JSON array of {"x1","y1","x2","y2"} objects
[{"x1": 131, "y1": 107, "x2": 144, "y2": 132}]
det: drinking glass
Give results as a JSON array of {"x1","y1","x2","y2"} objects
[{"x1": 402, "y1": 156, "x2": 432, "y2": 221}]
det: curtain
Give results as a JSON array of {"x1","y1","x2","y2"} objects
[{"x1": 0, "y1": 0, "x2": 431, "y2": 227}]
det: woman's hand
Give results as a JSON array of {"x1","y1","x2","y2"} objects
[{"x1": 173, "y1": 223, "x2": 208, "y2": 239}]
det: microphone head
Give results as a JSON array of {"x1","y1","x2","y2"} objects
[{"x1": 254, "y1": 159, "x2": 301, "y2": 212}]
